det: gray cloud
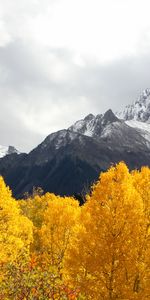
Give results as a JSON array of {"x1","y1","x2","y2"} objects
[
  {"x1": 0, "y1": 40, "x2": 150, "y2": 152},
  {"x1": 0, "y1": 1, "x2": 150, "y2": 152}
]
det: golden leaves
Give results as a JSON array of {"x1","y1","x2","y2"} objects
[
  {"x1": 0, "y1": 163, "x2": 150, "y2": 299},
  {"x1": 65, "y1": 163, "x2": 150, "y2": 299}
]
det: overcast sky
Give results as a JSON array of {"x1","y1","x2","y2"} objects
[{"x1": 0, "y1": 0, "x2": 150, "y2": 152}]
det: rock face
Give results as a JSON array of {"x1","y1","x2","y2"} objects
[
  {"x1": 69, "y1": 109, "x2": 150, "y2": 149},
  {"x1": 0, "y1": 145, "x2": 20, "y2": 158},
  {"x1": 116, "y1": 89, "x2": 150, "y2": 145},
  {"x1": 69, "y1": 109, "x2": 119, "y2": 138},
  {"x1": 117, "y1": 89, "x2": 150, "y2": 122},
  {"x1": 1, "y1": 105, "x2": 150, "y2": 199}
]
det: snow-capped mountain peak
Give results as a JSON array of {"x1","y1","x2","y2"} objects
[
  {"x1": 102, "y1": 109, "x2": 119, "y2": 125},
  {"x1": 0, "y1": 145, "x2": 20, "y2": 158},
  {"x1": 115, "y1": 89, "x2": 150, "y2": 144},
  {"x1": 69, "y1": 109, "x2": 120, "y2": 138},
  {"x1": 117, "y1": 89, "x2": 150, "y2": 122}
]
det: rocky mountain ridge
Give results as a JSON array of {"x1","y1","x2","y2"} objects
[
  {"x1": 117, "y1": 88, "x2": 150, "y2": 122},
  {"x1": 0, "y1": 145, "x2": 20, "y2": 158},
  {"x1": 1, "y1": 89, "x2": 150, "y2": 199}
]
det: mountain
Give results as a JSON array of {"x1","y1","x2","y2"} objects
[
  {"x1": 117, "y1": 88, "x2": 150, "y2": 122},
  {"x1": 1, "y1": 108, "x2": 150, "y2": 199},
  {"x1": 69, "y1": 109, "x2": 150, "y2": 149},
  {"x1": 1, "y1": 89, "x2": 150, "y2": 199},
  {"x1": 0, "y1": 145, "x2": 20, "y2": 158},
  {"x1": 69, "y1": 109, "x2": 119, "y2": 138},
  {"x1": 116, "y1": 89, "x2": 150, "y2": 144}
]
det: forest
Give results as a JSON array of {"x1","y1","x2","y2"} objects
[{"x1": 0, "y1": 162, "x2": 150, "y2": 299}]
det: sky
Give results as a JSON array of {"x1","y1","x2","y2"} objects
[{"x1": 0, "y1": 0, "x2": 150, "y2": 152}]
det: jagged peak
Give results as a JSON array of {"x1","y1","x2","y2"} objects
[
  {"x1": 84, "y1": 113, "x2": 95, "y2": 121},
  {"x1": 0, "y1": 145, "x2": 20, "y2": 158},
  {"x1": 117, "y1": 89, "x2": 150, "y2": 122},
  {"x1": 138, "y1": 88, "x2": 150, "y2": 102},
  {"x1": 103, "y1": 109, "x2": 119, "y2": 123},
  {"x1": 7, "y1": 145, "x2": 19, "y2": 154},
  {"x1": 68, "y1": 108, "x2": 120, "y2": 139}
]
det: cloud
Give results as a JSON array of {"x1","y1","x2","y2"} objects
[{"x1": 0, "y1": 0, "x2": 150, "y2": 152}]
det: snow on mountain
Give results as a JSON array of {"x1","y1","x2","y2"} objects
[
  {"x1": 0, "y1": 145, "x2": 20, "y2": 158},
  {"x1": 41, "y1": 129, "x2": 81, "y2": 151},
  {"x1": 2, "y1": 102, "x2": 150, "y2": 198},
  {"x1": 69, "y1": 110, "x2": 119, "y2": 138},
  {"x1": 117, "y1": 89, "x2": 150, "y2": 122},
  {"x1": 126, "y1": 120, "x2": 150, "y2": 144},
  {"x1": 68, "y1": 108, "x2": 150, "y2": 151},
  {"x1": 69, "y1": 114, "x2": 96, "y2": 137},
  {"x1": 0, "y1": 146, "x2": 9, "y2": 158},
  {"x1": 115, "y1": 88, "x2": 150, "y2": 144}
]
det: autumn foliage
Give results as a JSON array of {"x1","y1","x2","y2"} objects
[{"x1": 0, "y1": 162, "x2": 150, "y2": 299}]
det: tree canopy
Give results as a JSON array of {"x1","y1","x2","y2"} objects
[{"x1": 0, "y1": 162, "x2": 150, "y2": 299}]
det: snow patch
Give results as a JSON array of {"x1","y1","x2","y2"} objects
[
  {"x1": 126, "y1": 120, "x2": 150, "y2": 133},
  {"x1": 0, "y1": 145, "x2": 9, "y2": 158},
  {"x1": 117, "y1": 89, "x2": 150, "y2": 122},
  {"x1": 101, "y1": 122, "x2": 122, "y2": 138},
  {"x1": 126, "y1": 120, "x2": 150, "y2": 144}
]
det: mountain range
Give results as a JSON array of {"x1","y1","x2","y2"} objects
[{"x1": 1, "y1": 89, "x2": 150, "y2": 199}]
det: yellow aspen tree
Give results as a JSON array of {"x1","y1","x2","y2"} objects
[
  {"x1": 18, "y1": 193, "x2": 53, "y2": 299},
  {"x1": 0, "y1": 176, "x2": 33, "y2": 264},
  {"x1": 132, "y1": 167, "x2": 150, "y2": 296},
  {"x1": 39, "y1": 194, "x2": 80, "y2": 298},
  {"x1": 65, "y1": 162, "x2": 146, "y2": 299},
  {"x1": 19, "y1": 192, "x2": 48, "y2": 229},
  {"x1": 19, "y1": 193, "x2": 50, "y2": 255},
  {"x1": 0, "y1": 177, "x2": 33, "y2": 299},
  {"x1": 19, "y1": 192, "x2": 81, "y2": 299}
]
